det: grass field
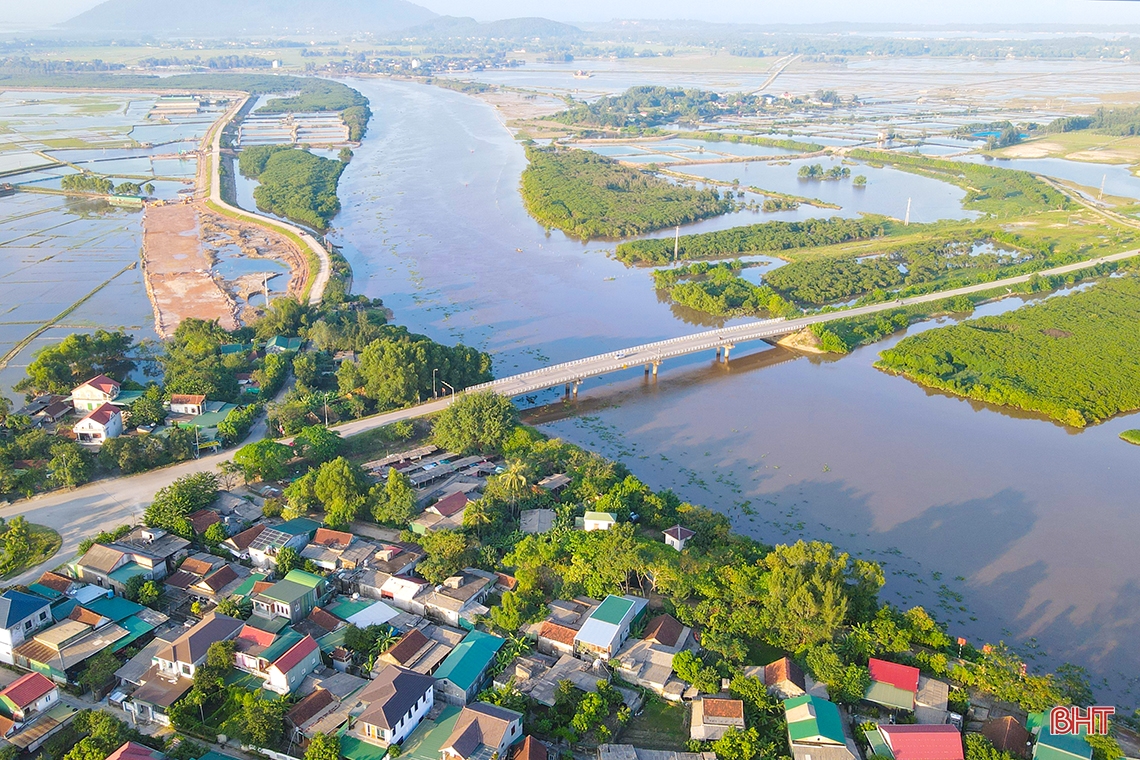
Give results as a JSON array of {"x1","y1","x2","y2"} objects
[
  {"x1": 994, "y1": 132, "x2": 1140, "y2": 165},
  {"x1": 620, "y1": 698, "x2": 689, "y2": 751},
  {"x1": 0, "y1": 523, "x2": 62, "y2": 580},
  {"x1": 1121, "y1": 430, "x2": 1140, "y2": 445}
]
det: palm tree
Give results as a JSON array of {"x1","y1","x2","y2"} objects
[
  {"x1": 500, "y1": 461, "x2": 530, "y2": 520},
  {"x1": 463, "y1": 498, "x2": 494, "y2": 538}
]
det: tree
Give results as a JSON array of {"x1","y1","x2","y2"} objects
[
  {"x1": 204, "y1": 522, "x2": 229, "y2": 546},
  {"x1": 432, "y1": 391, "x2": 519, "y2": 454},
  {"x1": 49, "y1": 442, "x2": 91, "y2": 489},
  {"x1": 136, "y1": 580, "x2": 162, "y2": 606},
  {"x1": 217, "y1": 460, "x2": 245, "y2": 490},
  {"x1": 305, "y1": 733, "x2": 341, "y2": 760},
  {"x1": 965, "y1": 734, "x2": 1019, "y2": 760},
  {"x1": 276, "y1": 546, "x2": 301, "y2": 574},
  {"x1": 314, "y1": 457, "x2": 368, "y2": 528},
  {"x1": 78, "y1": 647, "x2": 120, "y2": 694},
  {"x1": 162, "y1": 319, "x2": 239, "y2": 401},
  {"x1": 216, "y1": 596, "x2": 252, "y2": 619},
  {"x1": 234, "y1": 439, "x2": 293, "y2": 482},
  {"x1": 711, "y1": 728, "x2": 762, "y2": 760},
  {"x1": 293, "y1": 353, "x2": 319, "y2": 388},
  {"x1": 129, "y1": 385, "x2": 166, "y2": 428},
  {"x1": 371, "y1": 469, "x2": 417, "y2": 526},
  {"x1": 16, "y1": 330, "x2": 135, "y2": 395},
  {"x1": 416, "y1": 530, "x2": 473, "y2": 584},
  {"x1": 144, "y1": 472, "x2": 218, "y2": 538},
  {"x1": 228, "y1": 690, "x2": 287, "y2": 747},
  {"x1": 489, "y1": 591, "x2": 536, "y2": 635},
  {"x1": 295, "y1": 424, "x2": 341, "y2": 464},
  {"x1": 2, "y1": 516, "x2": 31, "y2": 569}
]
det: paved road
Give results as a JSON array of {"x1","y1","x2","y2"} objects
[
  {"x1": 6, "y1": 247, "x2": 1136, "y2": 584},
  {"x1": 203, "y1": 97, "x2": 332, "y2": 306}
]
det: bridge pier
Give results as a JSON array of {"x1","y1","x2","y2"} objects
[
  {"x1": 723, "y1": 346, "x2": 732, "y2": 362},
  {"x1": 572, "y1": 380, "x2": 581, "y2": 399},
  {"x1": 652, "y1": 361, "x2": 660, "y2": 377}
]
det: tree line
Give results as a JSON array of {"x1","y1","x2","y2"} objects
[{"x1": 238, "y1": 146, "x2": 345, "y2": 231}]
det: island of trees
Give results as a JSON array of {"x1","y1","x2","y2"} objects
[
  {"x1": 238, "y1": 146, "x2": 346, "y2": 231},
  {"x1": 520, "y1": 146, "x2": 733, "y2": 239},
  {"x1": 876, "y1": 274, "x2": 1140, "y2": 427},
  {"x1": 552, "y1": 86, "x2": 773, "y2": 129},
  {"x1": 653, "y1": 261, "x2": 797, "y2": 318}
]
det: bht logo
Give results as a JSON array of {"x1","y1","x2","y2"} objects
[{"x1": 1050, "y1": 706, "x2": 1114, "y2": 736}]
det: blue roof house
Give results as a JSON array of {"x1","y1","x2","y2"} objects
[{"x1": 0, "y1": 591, "x2": 53, "y2": 666}]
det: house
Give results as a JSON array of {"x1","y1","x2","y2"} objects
[
  {"x1": 784, "y1": 694, "x2": 855, "y2": 760},
  {"x1": 0, "y1": 672, "x2": 58, "y2": 723},
  {"x1": 983, "y1": 717, "x2": 1031, "y2": 759},
  {"x1": 0, "y1": 591, "x2": 53, "y2": 665},
  {"x1": 615, "y1": 614, "x2": 691, "y2": 699},
  {"x1": 663, "y1": 526, "x2": 694, "y2": 551},
  {"x1": 513, "y1": 737, "x2": 548, "y2": 760},
  {"x1": 573, "y1": 595, "x2": 648, "y2": 660},
  {"x1": 494, "y1": 652, "x2": 606, "y2": 708},
  {"x1": 37, "y1": 399, "x2": 73, "y2": 425},
  {"x1": 876, "y1": 725, "x2": 965, "y2": 760},
  {"x1": 440, "y1": 703, "x2": 524, "y2": 760},
  {"x1": 252, "y1": 570, "x2": 331, "y2": 623},
  {"x1": 537, "y1": 474, "x2": 571, "y2": 493},
  {"x1": 73, "y1": 404, "x2": 122, "y2": 444},
  {"x1": 1032, "y1": 725, "x2": 1093, "y2": 760},
  {"x1": 221, "y1": 524, "x2": 267, "y2": 559},
  {"x1": 301, "y1": 529, "x2": 377, "y2": 571},
  {"x1": 74, "y1": 527, "x2": 190, "y2": 593},
  {"x1": 350, "y1": 665, "x2": 435, "y2": 747},
  {"x1": 421, "y1": 568, "x2": 496, "y2": 627},
  {"x1": 14, "y1": 618, "x2": 130, "y2": 683},
  {"x1": 247, "y1": 519, "x2": 321, "y2": 568},
  {"x1": 266, "y1": 336, "x2": 303, "y2": 354},
  {"x1": 537, "y1": 621, "x2": 578, "y2": 658},
  {"x1": 865, "y1": 658, "x2": 920, "y2": 711},
  {"x1": 286, "y1": 687, "x2": 338, "y2": 742},
  {"x1": 434, "y1": 630, "x2": 506, "y2": 704},
  {"x1": 520, "y1": 509, "x2": 556, "y2": 535},
  {"x1": 169, "y1": 395, "x2": 206, "y2": 416},
  {"x1": 104, "y1": 743, "x2": 164, "y2": 760},
  {"x1": 71, "y1": 375, "x2": 120, "y2": 411},
  {"x1": 154, "y1": 612, "x2": 244, "y2": 679},
  {"x1": 264, "y1": 635, "x2": 321, "y2": 694},
  {"x1": 375, "y1": 626, "x2": 460, "y2": 676},
  {"x1": 411, "y1": 492, "x2": 469, "y2": 534},
  {"x1": 691, "y1": 697, "x2": 746, "y2": 741},
  {"x1": 187, "y1": 510, "x2": 221, "y2": 536},
  {"x1": 763, "y1": 657, "x2": 807, "y2": 699},
  {"x1": 581, "y1": 511, "x2": 617, "y2": 531},
  {"x1": 598, "y1": 747, "x2": 714, "y2": 760},
  {"x1": 915, "y1": 676, "x2": 950, "y2": 725}
]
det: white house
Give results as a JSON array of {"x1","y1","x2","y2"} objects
[
  {"x1": 582, "y1": 511, "x2": 617, "y2": 532},
  {"x1": 352, "y1": 665, "x2": 435, "y2": 747},
  {"x1": 169, "y1": 394, "x2": 206, "y2": 416},
  {"x1": 0, "y1": 591, "x2": 52, "y2": 665},
  {"x1": 71, "y1": 375, "x2": 120, "y2": 412},
  {"x1": 264, "y1": 635, "x2": 322, "y2": 694},
  {"x1": 73, "y1": 403, "x2": 123, "y2": 445},
  {"x1": 154, "y1": 612, "x2": 244, "y2": 679},
  {"x1": 663, "y1": 525, "x2": 694, "y2": 551},
  {"x1": 573, "y1": 595, "x2": 648, "y2": 660},
  {"x1": 0, "y1": 672, "x2": 59, "y2": 723}
]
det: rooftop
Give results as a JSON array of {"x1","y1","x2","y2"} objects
[
  {"x1": 0, "y1": 672, "x2": 56, "y2": 707},
  {"x1": 155, "y1": 612, "x2": 243, "y2": 667},
  {"x1": 785, "y1": 694, "x2": 846, "y2": 746},
  {"x1": 879, "y1": 725, "x2": 965, "y2": 760},
  {"x1": 435, "y1": 631, "x2": 505, "y2": 692},
  {"x1": 357, "y1": 665, "x2": 435, "y2": 730},
  {"x1": 0, "y1": 590, "x2": 50, "y2": 628}
]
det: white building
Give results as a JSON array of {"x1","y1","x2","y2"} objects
[
  {"x1": 73, "y1": 403, "x2": 123, "y2": 444},
  {"x1": 71, "y1": 375, "x2": 120, "y2": 411},
  {"x1": 663, "y1": 525, "x2": 695, "y2": 551},
  {"x1": 353, "y1": 665, "x2": 435, "y2": 747},
  {"x1": 169, "y1": 394, "x2": 206, "y2": 416},
  {"x1": 582, "y1": 511, "x2": 617, "y2": 532},
  {"x1": 0, "y1": 591, "x2": 52, "y2": 665}
]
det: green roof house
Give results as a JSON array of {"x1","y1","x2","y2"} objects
[
  {"x1": 434, "y1": 630, "x2": 505, "y2": 704},
  {"x1": 784, "y1": 695, "x2": 854, "y2": 760},
  {"x1": 252, "y1": 570, "x2": 330, "y2": 623},
  {"x1": 573, "y1": 594, "x2": 648, "y2": 659},
  {"x1": 1033, "y1": 725, "x2": 1093, "y2": 760},
  {"x1": 580, "y1": 511, "x2": 618, "y2": 531},
  {"x1": 266, "y1": 336, "x2": 303, "y2": 354}
]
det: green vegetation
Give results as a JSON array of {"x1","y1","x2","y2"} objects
[
  {"x1": 552, "y1": 86, "x2": 771, "y2": 129},
  {"x1": 61, "y1": 173, "x2": 113, "y2": 194},
  {"x1": 238, "y1": 146, "x2": 344, "y2": 230},
  {"x1": 1121, "y1": 430, "x2": 1140, "y2": 445},
  {"x1": 876, "y1": 276, "x2": 1140, "y2": 427},
  {"x1": 143, "y1": 472, "x2": 219, "y2": 538},
  {"x1": 15, "y1": 329, "x2": 136, "y2": 396},
  {"x1": 1046, "y1": 105, "x2": 1140, "y2": 136},
  {"x1": 653, "y1": 261, "x2": 797, "y2": 317},
  {"x1": 671, "y1": 130, "x2": 824, "y2": 153},
  {"x1": 0, "y1": 517, "x2": 61, "y2": 578},
  {"x1": 762, "y1": 197, "x2": 799, "y2": 212},
  {"x1": 848, "y1": 149, "x2": 1070, "y2": 217},
  {"x1": 798, "y1": 163, "x2": 851, "y2": 181},
  {"x1": 617, "y1": 216, "x2": 889, "y2": 265},
  {"x1": 520, "y1": 147, "x2": 732, "y2": 239}
]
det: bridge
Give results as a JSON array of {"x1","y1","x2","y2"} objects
[{"x1": 329, "y1": 247, "x2": 1140, "y2": 437}]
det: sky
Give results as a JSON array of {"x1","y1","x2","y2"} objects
[{"x1": 8, "y1": 0, "x2": 1140, "y2": 29}]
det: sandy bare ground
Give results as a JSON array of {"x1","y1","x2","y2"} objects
[{"x1": 142, "y1": 202, "x2": 238, "y2": 337}]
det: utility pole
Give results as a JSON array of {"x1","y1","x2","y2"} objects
[
  {"x1": 1099, "y1": 174, "x2": 1106, "y2": 202},
  {"x1": 904, "y1": 197, "x2": 912, "y2": 227},
  {"x1": 673, "y1": 226, "x2": 680, "y2": 265},
  {"x1": 432, "y1": 368, "x2": 439, "y2": 399},
  {"x1": 263, "y1": 274, "x2": 270, "y2": 308}
]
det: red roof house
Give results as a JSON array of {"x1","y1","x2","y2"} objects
[
  {"x1": 878, "y1": 725, "x2": 965, "y2": 760},
  {"x1": 0, "y1": 672, "x2": 57, "y2": 721},
  {"x1": 429, "y1": 491, "x2": 469, "y2": 518}
]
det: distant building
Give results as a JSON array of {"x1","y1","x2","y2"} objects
[
  {"x1": 581, "y1": 511, "x2": 617, "y2": 532},
  {"x1": 74, "y1": 527, "x2": 190, "y2": 593},
  {"x1": 73, "y1": 404, "x2": 122, "y2": 444},
  {"x1": 252, "y1": 570, "x2": 332, "y2": 623},
  {"x1": 71, "y1": 375, "x2": 120, "y2": 412},
  {"x1": 983, "y1": 717, "x2": 1031, "y2": 759},
  {"x1": 266, "y1": 336, "x2": 303, "y2": 354},
  {"x1": 784, "y1": 694, "x2": 855, "y2": 760},
  {"x1": 762, "y1": 657, "x2": 807, "y2": 700},
  {"x1": 615, "y1": 613, "x2": 691, "y2": 698},
  {"x1": 169, "y1": 394, "x2": 206, "y2": 416}
]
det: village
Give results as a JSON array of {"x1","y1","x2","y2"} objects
[{"x1": 0, "y1": 408, "x2": 1104, "y2": 760}]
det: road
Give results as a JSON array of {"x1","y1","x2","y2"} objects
[
  {"x1": 202, "y1": 96, "x2": 332, "y2": 306},
  {"x1": 5, "y1": 247, "x2": 1136, "y2": 584}
]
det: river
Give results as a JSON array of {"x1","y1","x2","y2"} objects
[{"x1": 329, "y1": 76, "x2": 1140, "y2": 698}]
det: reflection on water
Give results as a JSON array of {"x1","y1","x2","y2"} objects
[{"x1": 332, "y1": 76, "x2": 1140, "y2": 696}]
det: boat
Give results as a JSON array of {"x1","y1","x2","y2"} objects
[{"x1": 574, "y1": 70, "x2": 592, "y2": 79}]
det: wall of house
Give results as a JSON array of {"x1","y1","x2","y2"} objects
[
  {"x1": 0, "y1": 607, "x2": 52, "y2": 665},
  {"x1": 265, "y1": 650, "x2": 322, "y2": 694}
]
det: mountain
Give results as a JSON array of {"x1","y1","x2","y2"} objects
[
  {"x1": 399, "y1": 16, "x2": 584, "y2": 41},
  {"x1": 60, "y1": 0, "x2": 437, "y2": 36}
]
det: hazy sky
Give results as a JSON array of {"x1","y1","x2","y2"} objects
[{"x1": 9, "y1": 0, "x2": 1140, "y2": 28}]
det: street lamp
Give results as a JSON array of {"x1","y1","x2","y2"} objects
[
  {"x1": 432, "y1": 368, "x2": 439, "y2": 399},
  {"x1": 440, "y1": 380, "x2": 455, "y2": 403}
]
